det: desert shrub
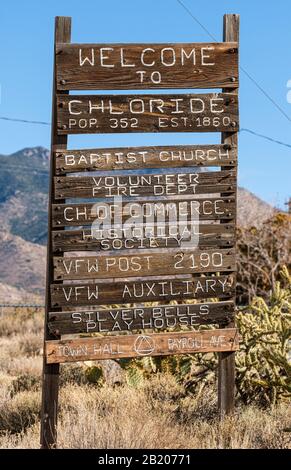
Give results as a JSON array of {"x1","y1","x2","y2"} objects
[
  {"x1": 57, "y1": 383, "x2": 193, "y2": 449},
  {"x1": 0, "y1": 308, "x2": 43, "y2": 337},
  {"x1": 59, "y1": 364, "x2": 89, "y2": 386},
  {"x1": 84, "y1": 365, "x2": 104, "y2": 385},
  {"x1": 9, "y1": 374, "x2": 41, "y2": 397},
  {"x1": 142, "y1": 373, "x2": 185, "y2": 403},
  {"x1": 141, "y1": 373, "x2": 217, "y2": 421},
  {"x1": 3, "y1": 356, "x2": 42, "y2": 377},
  {"x1": 18, "y1": 333, "x2": 42, "y2": 356},
  {"x1": 0, "y1": 373, "x2": 15, "y2": 402},
  {"x1": 237, "y1": 213, "x2": 291, "y2": 304},
  {"x1": 0, "y1": 391, "x2": 40, "y2": 434}
]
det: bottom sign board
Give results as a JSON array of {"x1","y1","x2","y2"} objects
[{"x1": 45, "y1": 328, "x2": 239, "y2": 363}]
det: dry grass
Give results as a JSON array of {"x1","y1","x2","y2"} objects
[
  {"x1": 0, "y1": 307, "x2": 43, "y2": 337},
  {"x1": 0, "y1": 378, "x2": 290, "y2": 449},
  {"x1": 0, "y1": 308, "x2": 290, "y2": 449}
]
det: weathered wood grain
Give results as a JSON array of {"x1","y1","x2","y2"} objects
[
  {"x1": 57, "y1": 93, "x2": 239, "y2": 134},
  {"x1": 53, "y1": 248, "x2": 236, "y2": 281},
  {"x1": 45, "y1": 328, "x2": 240, "y2": 363},
  {"x1": 52, "y1": 223, "x2": 235, "y2": 252},
  {"x1": 48, "y1": 300, "x2": 235, "y2": 335},
  {"x1": 52, "y1": 197, "x2": 236, "y2": 228},
  {"x1": 41, "y1": 15, "x2": 71, "y2": 451},
  {"x1": 56, "y1": 42, "x2": 238, "y2": 90},
  {"x1": 55, "y1": 144, "x2": 237, "y2": 174},
  {"x1": 51, "y1": 274, "x2": 235, "y2": 307},
  {"x1": 54, "y1": 170, "x2": 235, "y2": 199},
  {"x1": 218, "y1": 13, "x2": 240, "y2": 419}
]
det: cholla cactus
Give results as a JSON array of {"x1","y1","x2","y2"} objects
[
  {"x1": 235, "y1": 266, "x2": 291, "y2": 405},
  {"x1": 119, "y1": 267, "x2": 291, "y2": 406},
  {"x1": 87, "y1": 267, "x2": 291, "y2": 407}
]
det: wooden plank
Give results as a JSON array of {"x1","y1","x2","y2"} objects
[
  {"x1": 52, "y1": 223, "x2": 235, "y2": 252},
  {"x1": 55, "y1": 144, "x2": 237, "y2": 174},
  {"x1": 51, "y1": 274, "x2": 235, "y2": 307},
  {"x1": 57, "y1": 93, "x2": 239, "y2": 134},
  {"x1": 45, "y1": 328, "x2": 240, "y2": 363},
  {"x1": 53, "y1": 248, "x2": 236, "y2": 281},
  {"x1": 56, "y1": 42, "x2": 238, "y2": 90},
  {"x1": 218, "y1": 13, "x2": 239, "y2": 419},
  {"x1": 41, "y1": 16, "x2": 71, "y2": 451},
  {"x1": 54, "y1": 170, "x2": 235, "y2": 199},
  {"x1": 48, "y1": 301, "x2": 235, "y2": 335},
  {"x1": 52, "y1": 197, "x2": 236, "y2": 227}
]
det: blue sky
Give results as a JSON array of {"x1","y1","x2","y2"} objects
[{"x1": 0, "y1": 0, "x2": 290, "y2": 209}]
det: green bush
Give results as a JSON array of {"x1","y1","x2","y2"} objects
[{"x1": 84, "y1": 365, "x2": 104, "y2": 385}]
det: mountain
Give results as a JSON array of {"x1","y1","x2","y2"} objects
[
  {"x1": 237, "y1": 187, "x2": 276, "y2": 227},
  {"x1": 0, "y1": 282, "x2": 43, "y2": 304},
  {"x1": 0, "y1": 147, "x2": 49, "y2": 245},
  {"x1": 0, "y1": 229, "x2": 45, "y2": 295},
  {"x1": 0, "y1": 146, "x2": 278, "y2": 299}
]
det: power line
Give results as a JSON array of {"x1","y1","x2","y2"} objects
[
  {"x1": 0, "y1": 5, "x2": 290, "y2": 130},
  {"x1": 176, "y1": 0, "x2": 217, "y2": 41},
  {"x1": 240, "y1": 128, "x2": 291, "y2": 149},
  {"x1": 176, "y1": 0, "x2": 291, "y2": 124},
  {"x1": 1, "y1": 115, "x2": 291, "y2": 150},
  {"x1": 0, "y1": 116, "x2": 50, "y2": 126},
  {"x1": 239, "y1": 68, "x2": 291, "y2": 123}
]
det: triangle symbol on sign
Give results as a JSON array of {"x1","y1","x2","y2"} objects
[
  {"x1": 138, "y1": 336, "x2": 153, "y2": 352},
  {"x1": 134, "y1": 335, "x2": 155, "y2": 355}
]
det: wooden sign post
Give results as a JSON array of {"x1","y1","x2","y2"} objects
[{"x1": 41, "y1": 14, "x2": 239, "y2": 448}]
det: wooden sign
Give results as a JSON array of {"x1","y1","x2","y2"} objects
[
  {"x1": 52, "y1": 223, "x2": 235, "y2": 252},
  {"x1": 41, "y1": 15, "x2": 240, "y2": 448},
  {"x1": 52, "y1": 197, "x2": 236, "y2": 227},
  {"x1": 50, "y1": 274, "x2": 235, "y2": 307},
  {"x1": 48, "y1": 301, "x2": 235, "y2": 335},
  {"x1": 56, "y1": 42, "x2": 238, "y2": 90},
  {"x1": 54, "y1": 170, "x2": 235, "y2": 199},
  {"x1": 54, "y1": 248, "x2": 235, "y2": 281},
  {"x1": 55, "y1": 144, "x2": 237, "y2": 174},
  {"x1": 46, "y1": 328, "x2": 239, "y2": 364},
  {"x1": 57, "y1": 93, "x2": 238, "y2": 134}
]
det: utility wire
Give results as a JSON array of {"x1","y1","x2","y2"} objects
[
  {"x1": 2, "y1": 117, "x2": 291, "y2": 151},
  {"x1": 1, "y1": 4, "x2": 290, "y2": 132},
  {"x1": 2, "y1": 2, "x2": 291, "y2": 156},
  {"x1": 176, "y1": 0, "x2": 217, "y2": 41},
  {"x1": 240, "y1": 128, "x2": 291, "y2": 149},
  {"x1": 239, "y1": 69, "x2": 291, "y2": 123},
  {"x1": 1, "y1": 115, "x2": 291, "y2": 150},
  {"x1": 176, "y1": 0, "x2": 291, "y2": 123},
  {"x1": 0, "y1": 116, "x2": 50, "y2": 126}
]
